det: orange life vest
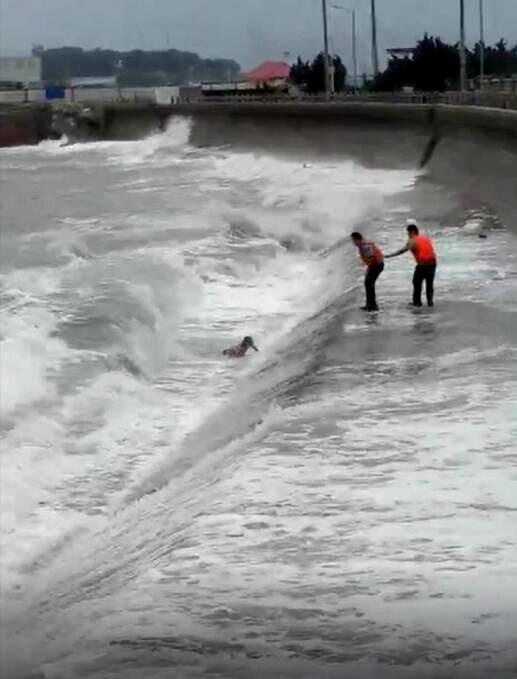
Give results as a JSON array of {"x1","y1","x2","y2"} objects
[
  {"x1": 358, "y1": 240, "x2": 384, "y2": 266},
  {"x1": 409, "y1": 234, "x2": 436, "y2": 264}
]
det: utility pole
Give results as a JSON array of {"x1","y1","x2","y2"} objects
[
  {"x1": 322, "y1": 0, "x2": 331, "y2": 96},
  {"x1": 352, "y1": 9, "x2": 358, "y2": 90},
  {"x1": 370, "y1": 0, "x2": 379, "y2": 77},
  {"x1": 479, "y1": 0, "x2": 485, "y2": 90},
  {"x1": 459, "y1": 0, "x2": 467, "y2": 92}
]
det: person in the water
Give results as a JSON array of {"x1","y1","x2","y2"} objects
[
  {"x1": 386, "y1": 220, "x2": 437, "y2": 307},
  {"x1": 350, "y1": 231, "x2": 384, "y2": 312},
  {"x1": 223, "y1": 336, "x2": 259, "y2": 357}
]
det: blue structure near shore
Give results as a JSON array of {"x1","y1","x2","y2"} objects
[{"x1": 45, "y1": 85, "x2": 65, "y2": 100}]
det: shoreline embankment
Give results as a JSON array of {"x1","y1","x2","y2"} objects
[
  {"x1": 0, "y1": 104, "x2": 54, "y2": 147},
  {"x1": 170, "y1": 100, "x2": 517, "y2": 137},
  {"x1": 1, "y1": 99, "x2": 517, "y2": 148}
]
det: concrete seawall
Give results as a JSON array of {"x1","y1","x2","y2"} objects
[
  {"x1": 55, "y1": 100, "x2": 517, "y2": 156},
  {"x1": 0, "y1": 104, "x2": 53, "y2": 147},
  {"x1": 2, "y1": 100, "x2": 517, "y2": 147},
  {"x1": 168, "y1": 101, "x2": 517, "y2": 137}
]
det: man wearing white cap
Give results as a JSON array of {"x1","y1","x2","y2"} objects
[{"x1": 386, "y1": 220, "x2": 437, "y2": 307}]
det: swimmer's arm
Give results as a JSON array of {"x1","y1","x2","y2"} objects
[{"x1": 385, "y1": 242, "x2": 411, "y2": 258}]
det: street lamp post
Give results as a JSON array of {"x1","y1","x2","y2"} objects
[
  {"x1": 479, "y1": 0, "x2": 485, "y2": 90},
  {"x1": 352, "y1": 9, "x2": 357, "y2": 90},
  {"x1": 370, "y1": 0, "x2": 379, "y2": 77},
  {"x1": 459, "y1": 0, "x2": 467, "y2": 92},
  {"x1": 115, "y1": 59, "x2": 124, "y2": 101},
  {"x1": 322, "y1": 0, "x2": 332, "y2": 97}
]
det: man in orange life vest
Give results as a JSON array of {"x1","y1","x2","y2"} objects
[
  {"x1": 350, "y1": 232, "x2": 384, "y2": 312},
  {"x1": 386, "y1": 220, "x2": 437, "y2": 307}
]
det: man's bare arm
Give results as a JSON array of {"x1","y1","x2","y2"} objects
[{"x1": 385, "y1": 242, "x2": 410, "y2": 259}]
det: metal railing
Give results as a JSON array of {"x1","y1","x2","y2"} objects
[
  {"x1": 2, "y1": 89, "x2": 516, "y2": 111},
  {"x1": 0, "y1": 87, "x2": 158, "y2": 105},
  {"x1": 178, "y1": 91, "x2": 517, "y2": 111}
]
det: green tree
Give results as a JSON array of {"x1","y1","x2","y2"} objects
[
  {"x1": 412, "y1": 35, "x2": 459, "y2": 91},
  {"x1": 332, "y1": 56, "x2": 347, "y2": 92},
  {"x1": 290, "y1": 52, "x2": 347, "y2": 93},
  {"x1": 374, "y1": 34, "x2": 517, "y2": 92},
  {"x1": 290, "y1": 57, "x2": 311, "y2": 90}
]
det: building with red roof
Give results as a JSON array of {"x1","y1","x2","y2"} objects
[
  {"x1": 244, "y1": 62, "x2": 290, "y2": 84},
  {"x1": 201, "y1": 61, "x2": 291, "y2": 98}
]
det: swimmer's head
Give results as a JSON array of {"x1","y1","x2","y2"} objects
[
  {"x1": 243, "y1": 336, "x2": 258, "y2": 351},
  {"x1": 406, "y1": 219, "x2": 419, "y2": 236}
]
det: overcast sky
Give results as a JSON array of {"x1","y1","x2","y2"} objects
[{"x1": 1, "y1": 0, "x2": 516, "y2": 72}]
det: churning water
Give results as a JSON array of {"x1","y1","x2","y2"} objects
[{"x1": 1, "y1": 118, "x2": 516, "y2": 679}]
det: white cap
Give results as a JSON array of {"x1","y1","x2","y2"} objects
[{"x1": 406, "y1": 218, "x2": 418, "y2": 227}]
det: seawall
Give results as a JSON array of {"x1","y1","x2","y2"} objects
[
  {"x1": 0, "y1": 104, "x2": 54, "y2": 147},
  {"x1": 169, "y1": 101, "x2": 517, "y2": 137},
  {"x1": 2, "y1": 100, "x2": 517, "y2": 148}
]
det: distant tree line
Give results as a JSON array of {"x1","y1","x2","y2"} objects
[
  {"x1": 290, "y1": 53, "x2": 347, "y2": 93},
  {"x1": 40, "y1": 47, "x2": 240, "y2": 86},
  {"x1": 374, "y1": 34, "x2": 517, "y2": 92},
  {"x1": 290, "y1": 36, "x2": 517, "y2": 94}
]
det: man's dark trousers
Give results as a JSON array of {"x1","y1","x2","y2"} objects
[
  {"x1": 365, "y1": 262, "x2": 384, "y2": 311},
  {"x1": 413, "y1": 262, "x2": 436, "y2": 307}
]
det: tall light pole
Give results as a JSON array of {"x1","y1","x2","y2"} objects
[
  {"x1": 322, "y1": 0, "x2": 331, "y2": 97},
  {"x1": 479, "y1": 0, "x2": 485, "y2": 90},
  {"x1": 459, "y1": 0, "x2": 467, "y2": 92},
  {"x1": 352, "y1": 9, "x2": 357, "y2": 90},
  {"x1": 370, "y1": 0, "x2": 379, "y2": 77}
]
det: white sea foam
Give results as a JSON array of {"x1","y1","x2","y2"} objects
[{"x1": 1, "y1": 125, "x2": 516, "y2": 678}]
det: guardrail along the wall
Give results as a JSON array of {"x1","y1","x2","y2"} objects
[
  {"x1": 1, "y1": 89, "x2": 516, "y2": 110},
  {"x1": 184, "y1": 92, "x2": 517, "y2": 110}
]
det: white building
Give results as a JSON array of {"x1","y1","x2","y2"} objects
[
  {"x1": 68, "y1": 76, "x2": 116, "y2": 88},
  {"x1": 0, "y1": 56, "x2": 42, "y2": 85},
  {"x1": 386, "y1": 48, "x2": 415, "y2": 61},
  {"x1": 155, "y1": 86, "x2": 180, "y2": 104}
]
